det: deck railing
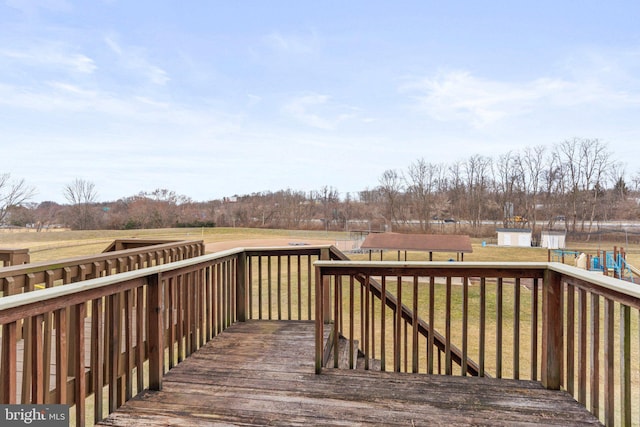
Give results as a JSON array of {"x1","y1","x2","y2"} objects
[
  {"x1": 314, "y1": 260, "x2": 640, "y2": 426},
  {"x1": 2, "y1": 245, "x2": 639, "y2": 426},
  {"x1": 0, "y1": 239, "x2": 205, "y2": 297},
  {"x1": 0, "y1": 245, "x2": 339, "y2": 426}
]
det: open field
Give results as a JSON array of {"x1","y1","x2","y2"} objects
[
  {"x1": 4, "y1": 226, "x2": 640, "y2": 266},
  {"x1": 0, "y1": 227, "x2": 343, "y2": 262}
]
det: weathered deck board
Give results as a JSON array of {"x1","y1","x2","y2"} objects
[{"x1": 98, "y1": 320, "x2": 601, "y2": 426}]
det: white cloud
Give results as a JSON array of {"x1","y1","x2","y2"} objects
[
  {"x1": 0, "y1": 47, "x2": 96, "y2": 74},
  {"x1": 263, "y1": 31, "x2": 319, "y2": 55},
  {"x1": 402, "y1": 68, "x2": 640, "y2": 128},
  {"x1": 5, "y1": 0, "x2": 71, "y2": 15},
  {"x1": 283, "y1": 93, "x2": 358, "y2": 130},
  {"x1": 102, "y1": 35, "x2": 170, "y2": 86}
]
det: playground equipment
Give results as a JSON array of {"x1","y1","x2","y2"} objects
[{"x1": 549, "y1": 246, "x2": 637, "y2": 283}]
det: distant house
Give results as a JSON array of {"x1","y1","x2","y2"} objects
[
  {"x1": 540, "y1": 230, "x2": 566, "y2": 249},
  {"x1": 496, "y1": 228, "x2": 532, "y2": 247}
]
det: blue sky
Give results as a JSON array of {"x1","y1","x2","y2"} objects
[{"x1": 2, "y1": 1, "x2": 640, "y2": 203}]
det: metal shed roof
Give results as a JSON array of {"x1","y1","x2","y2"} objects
[{"x1": 360, "y1": 232, "x2": 473, "y2": 253}]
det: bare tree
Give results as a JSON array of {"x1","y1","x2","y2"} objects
[
  {"x1": 463, "y1": 155, "x2": 492, "y2": 228},
  {"x1": 0, "y1": 173, "x2": 35, "y2": 225},
  {"x1": 377, "y1": 169, "x2": 404, "y2": 231},
  {"x1": 406, "y1": 159, "x2": 442, "y2": 232},
  {"x1": 63, "y1": 178, "x2": 99, "y2": 230},
  {"x1": 517, "y1": 145, "x2": 546, "y2": 231}
]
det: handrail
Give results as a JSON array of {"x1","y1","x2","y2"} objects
[{"x1": 314, "y1": 259, "x2": 640, "y2": 426}]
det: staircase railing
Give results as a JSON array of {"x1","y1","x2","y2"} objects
[{"x1": 314, "y1": 260, "x2": 640, "y2": 426}]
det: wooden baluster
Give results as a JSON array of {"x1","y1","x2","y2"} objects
[
  {"x1": 578, "y1": 288, "x2": 587, "y2": 405},
  {"x1": 267, "y1": 257, "x2": 272, "y2": 320},
  {"x1": 135, "y1": 286, "x2": 144, "y2": 393},
  {"x1": 1, "y1": 322, "x2": 17, "y2": 404},
  {"x1": 184, "y1": 273, "x2": 192, "y2": 357},
  {"x1": 287, "y1": 255, "x2": 292, "y2": 320},
  {"x1": 589, "y1": 293, "x2": 599, "y2": 418},
  {"x1": 531, "y1": 278, "x2": 539, "y2": 381},
  {"x1": 445, "y1": 276, "x2": 452, "y2": 375},
  {"x1": 394, "y1": 276, "x2": 402, "y2": 373},
  {"x1": 380, "y1": 276, "x2": 387, "y2": 372},
  {"x1": 604, "y1": 298, "x2": 614, "y2": 427},
  {"x1": 32, "y1": 314, "x2": 44, "y2": 404},
  {"x1": 307, "y1": 255, "x2": 312, "y2": 321},
  {"x1": 428, "y1": 276, "x2": 435, "y2": 375},
  {"x1": 55, "y1": 308, "x2": 67, "y2": 404},
  {"x1": 124, "y1": 289, "x2": 134, "y2": 402},
  {"x1": 479, "y1": 277, "x2": 486, "y2": 377},
  {"x1": 462, "y1": 276, "x2": 468, "y2": 376},
  {"x1": 277, "y1": 256, "x2": 282, "y2": 320},
  {"x1": 92, "y1": 298, "x2": 104, "y2": 423},
  {"x1": 364, "y1": 274, "x2": 371, "y2": 371},
  {"x1": 177, "y1": 275, "x2": 184, "y2": 363},
  {"x1": 21, "y1": 274, "x2": 36, "y2": 403},
  {"x1": 43, "y1": 271, "x2": 54, "y2": 403},
  {"x1": 108, "y1": 293, "x2": 120, "y2": 413},
  {"x1": 349, "y1": 275, "x2": 355, "y2": 370},
  {"x1": 412, "y1": 275, "x2": 419, "y2": 374},
  {"x1": 566, "y1": 283, "x2": 575, "y2": 396},
  {"x1": 258, "y1": 256, "x2": 263, "y2": 320},
  {"x1": 333, "y1": 275, "x2": 340, "y2": 369},
  {"x1": 148, "y1": 273, "x2": 164, "y2": 391},
  {"x1": 496, "y1": 277, "x2": 503, "y2": 379},
  {"x1": 74, "y1": 303, "x2": 86, "y2": 427},
  {"x1": 620, "y1": 304, "x2": 631, "y2": 426},
  {"x1": 514, "y1": 277, "x2": 521, "y2": 380},
  {"x1": 297, "y1": 256, "x2": 302, "y2": 320},
  {"x1": 247, "y1": 258, "x2": 253, "y2": 321},
  {"x1": 168, "y1": 278, "x2": 176, "y2": 370}
]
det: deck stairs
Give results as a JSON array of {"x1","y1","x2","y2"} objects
[{"x1": 324, "y1": 330, "x2": 382, "y2": 371}]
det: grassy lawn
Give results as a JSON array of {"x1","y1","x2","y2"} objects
[{"x1": 0, "y1": 227, "x2": 345, "y2": 262}]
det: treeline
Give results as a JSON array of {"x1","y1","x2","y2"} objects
[{"x1": 3, "y1": 138, "x2": 640, "y2": 237}]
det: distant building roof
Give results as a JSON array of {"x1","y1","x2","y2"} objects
[
  {"x1": 541, "y1": 230, "x2": 567, "y2": 236},
  {"x1": 496, "y1": 228, "x2": 532, "y2": 233},
  {"x1": 360, "y1": 232, "x2": 473, "y2": 253}
]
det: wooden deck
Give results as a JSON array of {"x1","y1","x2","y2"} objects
[{"x1": 98, "y1": 320, "x2": 601, "y2": 426}]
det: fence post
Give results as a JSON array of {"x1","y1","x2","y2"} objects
[
  {"x1": 148, "y1": 273, "x2": 164, "y2": 391},
  {"x1": 542, "y1": 268, "x2": 563, "y2": 390},
  {"x1": 236, "y1": 252, "x2": 247, "y2": 322}
]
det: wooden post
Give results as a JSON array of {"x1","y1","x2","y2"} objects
[
  {"x1": 542, "y1": 268, "x2": 563, "y2": 390},
  {"x1": 315, "y1": 264, "x2": 323, "y2": 374},
  {"x1": 148, "y1": 273, "x2": 164, "y2": 391},
  {"x1": 320, "y1": 248, "x2": 331, "y2": 324}
]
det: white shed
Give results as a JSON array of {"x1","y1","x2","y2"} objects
[
  {"x1": 540, "y1": 230, "x2": 566, "y2": 249},
  {"x1": 496, "y1": 228, "x2": 532, "y2": 247}
]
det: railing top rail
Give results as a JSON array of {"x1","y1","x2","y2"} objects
[
  {"x1": 0, "y1": 239, "x2": 204, "y2": 278},
  {"x1": 314, "y1": 260, "x2": 640, "y2": 305},
  {"x1": 313, "y1": 260, "x2": 551, "y2": 269}
]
